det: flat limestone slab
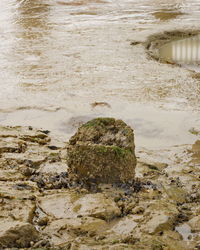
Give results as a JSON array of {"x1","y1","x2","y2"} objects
[
  {"x1": 39, "y1": 162, "x2": 68, "y2": 174},
  {"x1": 38, "y1": 191, "x2": 121, "y2": 221},
  {"x1": 44, "y1": 217, "x2": 106, "y2": 246},
  {"x1": 0, "y1": 181, "x2": 39, "y2": 199}
]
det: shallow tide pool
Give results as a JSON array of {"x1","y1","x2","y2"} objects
[{"x1": 159, "y1": 35, "x2": 200, "y2": 72}]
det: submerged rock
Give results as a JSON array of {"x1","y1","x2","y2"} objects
[{"x1": 67, "y1": 118, "x2": 136, "y2": 184}]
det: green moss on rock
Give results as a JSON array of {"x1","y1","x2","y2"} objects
[
  {"x1": 82, "y1": 117, "x2": 116, "y2": 128},
  {"x1": 67, "y1": 117, "x2": 136, "y2": 184}
]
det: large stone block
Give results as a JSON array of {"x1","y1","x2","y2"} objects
[{"x1": 67, "y1": 118, "x2": 136, "y2": 183}]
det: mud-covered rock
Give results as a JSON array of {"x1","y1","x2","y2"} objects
[
  {"x1": 4, "y1": 152, "x2": 46, "y2": 168},
  {"x1": 164, "y1": 186, "x2": 188, "y2": 203},
  {"x1": 191, "y1": 140, "x2": 200, "y2": 164},
  {"x1": 38, "y1": 191, "x2": 79, "y2": 219},
  {"x1": 134, "y1": 232, "x2": 191, "y2": 250},
  {"x1": 0, "y1": 221, "x2": 39, "y2": 248},
  {"x1": 0, "y1": 138, "x2": 26, "y2": 153},
  {"x1": 44, "y1": 216, "x2": 107, "y2": 245},
  {"x1": 67, "y1": 118, "x2": 136, "y2": 184},
  {"x1": 188, "y1": 216, "x2": 200, "y2": 232},
  {"x1": 0, "y1": 169, "x2": 24, "y2": 181},
  {"x1": 42, "y1": 219, "x2": 73, "y2": 246},
  {"x1": 143, "y1": 213, "x2": 174, "y2": 234},
  {"x1": 0, "y1": 199, "x2": 35, "y2": 222},
  {"x1": 0, "y1": 181, "x2": 38, "y2": 199},
  {"x1": 109, "y1": 215, "x2": 138, "y2": 235},
  {"x1": 74, "y1": 193, "x2": 121, "y2": 220},
  {"x1": 140, "y1": 200, "x2": 179, "y2": 235},
  {"x1": 39, "y1": 162, "x2": 68, "y2": 174},
  {"x1": 38, "y1": 191, "x2": 120, "y2": 221}
]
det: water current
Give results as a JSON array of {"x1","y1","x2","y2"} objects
[{"x1": 0, "y1": 0, "x2": 200, "y2": 148}]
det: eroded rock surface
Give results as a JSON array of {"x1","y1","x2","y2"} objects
[
  {"x1": 38, "y1": 191, "x2": 121, "y2": 221},
  {"x1": 67, "y1": 118, "x2": 136, "y2": 184},
  {"x1": 0, "y1": 221, "x2": 39, "y2": 248}
]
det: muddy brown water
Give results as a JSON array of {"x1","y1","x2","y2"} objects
[{"x1": 0, "y1": 0, "x2": 200, "y2": 149}]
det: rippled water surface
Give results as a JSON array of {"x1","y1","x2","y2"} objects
[{"x1": 1, "y1": 0, "x2": 200, "y2": 148}]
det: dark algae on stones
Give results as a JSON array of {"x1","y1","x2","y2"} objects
[{"x1": 67, "y1": 118, "x2": 137, "y2": 184}]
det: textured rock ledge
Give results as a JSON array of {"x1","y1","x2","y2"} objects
[{"x1": 0, "y1": 125, "x2": 200, "y2": 249}]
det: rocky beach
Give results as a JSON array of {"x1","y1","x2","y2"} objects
[
  {"x1": 0, "y1": 123, "x2": 199, "y2": 249},
  {"x1": 0, "y1": 0, "x2": 200, "y2": 249}
]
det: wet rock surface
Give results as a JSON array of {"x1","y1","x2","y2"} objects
[
  {"x1": 67, "y1": 118, "x2": 136, "y2": 184},
  {"x1": 0, "y1": 125, "x2": 200, "y2": 249},
  {"x1": 0, "y1": 221, "x2": 39, "y2": 248}
]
